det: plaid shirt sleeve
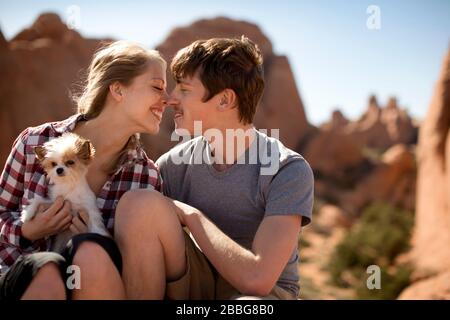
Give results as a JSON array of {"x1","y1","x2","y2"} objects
[
  {"x1": 143, "y1": 160, "x2": 163, "y2": 193},
  {"x1": 0, "y1": 128, "x2": 38, "y2": 251}
]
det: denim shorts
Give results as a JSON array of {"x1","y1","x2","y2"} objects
[{"x1": 0, "y1": 233, "x2": 122, "y2": 300}]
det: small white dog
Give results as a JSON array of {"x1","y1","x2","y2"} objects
[{"x1": 21, "y1": 132, "x2": 110, "y2": 252}]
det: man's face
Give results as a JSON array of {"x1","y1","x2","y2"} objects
[{"x1": 168, "y1": 74, "x2": 219, "y2": 135}]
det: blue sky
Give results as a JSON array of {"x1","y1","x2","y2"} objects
[{"x1": 1, "y1": 0, "x2": 449, "y2": 125}]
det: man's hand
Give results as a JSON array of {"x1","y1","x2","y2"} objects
[
  {"x1": 21, "y1": 197, "x2": 73, "y2": 241},
  {"x1": 170, "y1": 200, "x2": 201, "y2": 226}
]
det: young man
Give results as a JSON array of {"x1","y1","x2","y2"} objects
[{"x1": 114, "y1": 36, "x2": 314, "y2": 300}]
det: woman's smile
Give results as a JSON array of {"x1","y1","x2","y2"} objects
[{"x1": 150, "y1": 107, "x2": 163, "y2": 122}]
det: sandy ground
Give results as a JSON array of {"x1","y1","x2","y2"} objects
[{"x1": 298, "y1": 218, "x2": 355, "y2": 300}]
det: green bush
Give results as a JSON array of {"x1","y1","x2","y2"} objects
[
  {"x1": 328, "y1": 202, "x2": 414, "y2": 299},
  {"x1": 356, "y1": 265, "x2": 412, "y2": 300}
]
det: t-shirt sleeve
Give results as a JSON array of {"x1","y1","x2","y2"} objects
[
  {"x1": 264, "y1": 157, "x2": 314, "y2": 226},
  {"x1": 155, "y1": 152, "x2": 171, "y2": 197}
]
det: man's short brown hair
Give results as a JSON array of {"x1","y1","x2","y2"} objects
[{"x1": 171, "y1": 36, "x2": 264, "y2": 124}]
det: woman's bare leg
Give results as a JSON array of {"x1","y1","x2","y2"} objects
[
  {"x1": 21, "y1": 263, "x2": 66, "y2": 300},
  {"x1": 71, "y1": 241, "x2": 126, "y2": 300},
  {"x1": 114, "y1": 190, "x2": 186, "y2": 299}
]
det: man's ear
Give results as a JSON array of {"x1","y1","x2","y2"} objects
[
  {"x1": 109, "y1": 81, "x2": 123, "y2": 102},
  {"x1": 34, "y1": 146, "x2": 47, "y2": 161},
  {"x1": 217, "y1": 89, "x2": 237, "y2": 111}
]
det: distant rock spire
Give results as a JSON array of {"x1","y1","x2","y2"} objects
[{"x1": 386, "y1": 96, "x2": 398, "y2": 109}]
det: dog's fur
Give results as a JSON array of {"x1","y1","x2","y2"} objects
[{"x1": 21, "y1": 132, "x2": 110, "y2": 253}]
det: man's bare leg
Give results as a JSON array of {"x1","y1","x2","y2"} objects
[{"x1": 114, "y1": 190, "x2": 186, "y2": 299}]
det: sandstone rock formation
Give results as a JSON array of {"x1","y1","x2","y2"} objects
[
  {"x1": 320, "y1": 110, "x2": 349, "y2": 131},
  {"x1": 346, "y1": 95, "x2": 417, "y2": 150},
  {"x1": 399, "y1": 48, "x2": 450, "y2": 299},
  {"x1": 305, "y1": 95, "x2": 418, "y2": 217},
  {"x1": 303, "y1": 129, "x2": 365, "y2": 183},
  {"x1": 398, "y1": 270, "x2": 450, "y2": 300},
  {"x1": 0, "y1": 13, "x2": 108, "y2": 166},
  {"x1": 339, "y1": 144, "x2": 416, "y2": 215}
]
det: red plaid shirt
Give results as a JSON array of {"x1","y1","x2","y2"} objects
[{"x1": 0, "y1": 114, "x2": 162, "y2": 274}]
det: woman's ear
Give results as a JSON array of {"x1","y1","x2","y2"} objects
[
  {"x1": 109, "y1": 81, "x2": 123, "y2": 102},
  {"x1": 217, "y1": 89, "x2": 237, "y2": 111}
]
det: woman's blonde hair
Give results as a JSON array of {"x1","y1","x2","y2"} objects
[
  {"x1": 73, "y1": 41, "x2": 166, "y2": 162},
  {"x1": 76, "y1": 40, "x2": 166, "y2": 119}
]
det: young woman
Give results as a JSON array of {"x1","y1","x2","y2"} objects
[{"x1": 0, "y1": 40, "x2": 168, "y2": 300}]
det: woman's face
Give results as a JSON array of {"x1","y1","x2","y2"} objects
[{"x1": 121, "y1": 62, "x2": 168, "y2": 134}]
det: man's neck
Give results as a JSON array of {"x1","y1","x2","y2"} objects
[{"x1": 205, "y1": 123, "x2": 256, "y2": 169}]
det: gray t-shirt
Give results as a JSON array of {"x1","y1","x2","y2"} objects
[{"x1": 156, "y1": 129, "x2": 314, "y2": 297}]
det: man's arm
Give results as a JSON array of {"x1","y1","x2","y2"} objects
[{"x1": 173, "y1": 200, "x2": 301, "y2": 296}]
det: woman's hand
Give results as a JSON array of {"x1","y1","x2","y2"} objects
[
  {"x1": 21, "y1": 197, "x2": 73, "y2": 242},
  {"x1": 69, "y1": 209, "x2": 89, "y2": 235}
]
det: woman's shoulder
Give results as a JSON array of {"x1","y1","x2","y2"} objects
[
  {"x1": 14, "y1": 115, "x2": 81, "y2": 148},
  {"x1": 11, "y1": 123, "x2": 55, "y2": 157}
]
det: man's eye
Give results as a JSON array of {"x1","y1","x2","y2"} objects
[
  {"x1": 153, "y1": 86, "x2": 163, "y2": 91},
  {"x1": 51, "y1": 162, "x2": 57, "y2": 167},
  {"x1": 66, "y1": 160, "x2": 75, "y2": 166}
]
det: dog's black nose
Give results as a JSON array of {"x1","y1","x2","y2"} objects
[{"x1": 56, "y1": 168, "x2": 64, "y2": 175}]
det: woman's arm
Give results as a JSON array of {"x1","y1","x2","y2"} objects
[
  {"x1": 0, "y1": 129, "x2": 71, "y2": 249},
  {"x1": 0, "y1": 128, "x2": 36, "y2": 249}
]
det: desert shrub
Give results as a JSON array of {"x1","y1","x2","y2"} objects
[
  {"x1": 355, "y1": 265, "x2": 412, "y2": 300},
  {"x1": 328, "y1": 202, "x2": 414, "y2": 299}
]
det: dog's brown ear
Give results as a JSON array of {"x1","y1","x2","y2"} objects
[
  {"x1": 77, "y1": 140, "x2": 95, "y2": 162},
  {"x1": 34, "y1": 146, "x2": 47, "y2": 161}
]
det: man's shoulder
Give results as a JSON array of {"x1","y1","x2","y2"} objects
[{"x1": 255, "y1": 129, "x2": 311, "y2": 174}]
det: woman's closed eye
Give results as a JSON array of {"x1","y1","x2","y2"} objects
[{"x1": 152, "y1": 86, "x2": 164, "y2": 91}]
